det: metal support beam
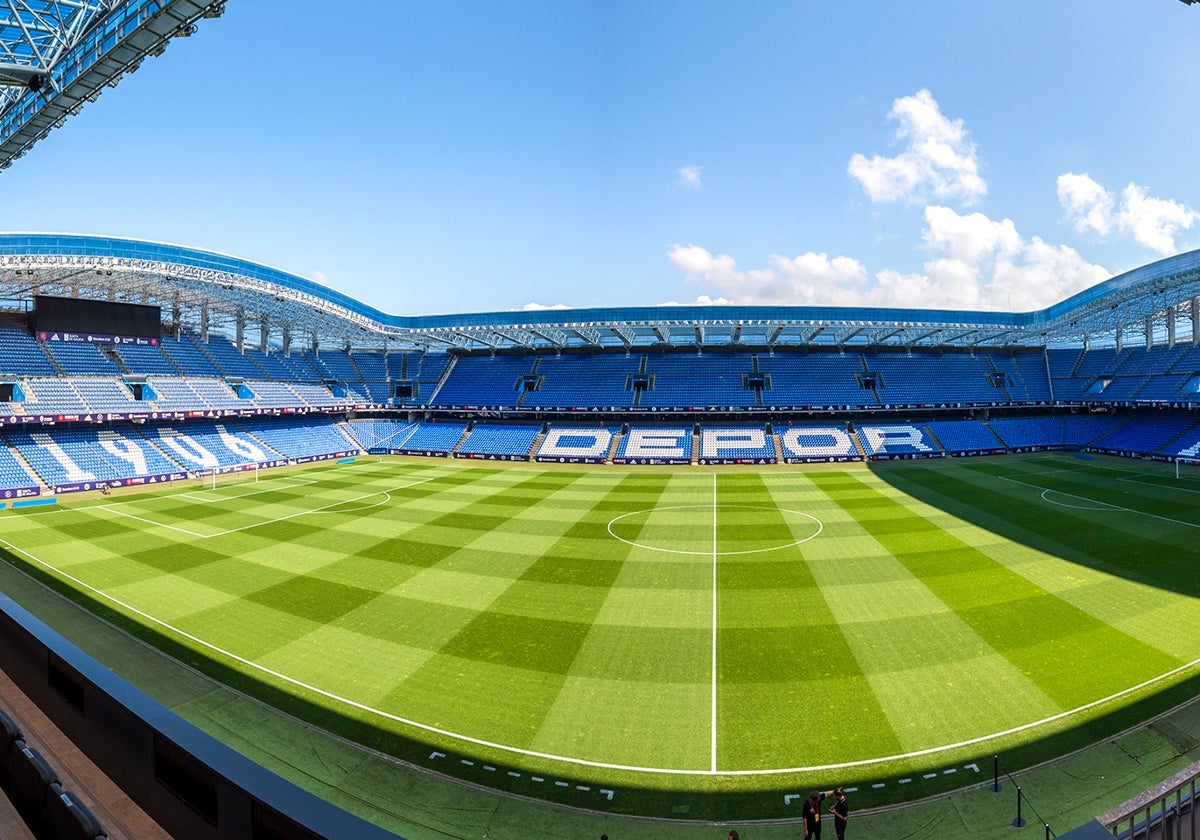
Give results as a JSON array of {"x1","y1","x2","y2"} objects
[
  {"x1": 835, "y1": 326, "x2": 864, "y2": 346},
  {"x1": 610, "y1": 325, "x2": 634, "y2": 347},
  {"x1": 529, "y1": 326, "x2": 567, "y2": 347},
  {"x1": 455, "y1": 330, "x2": 499, "y2": 350},
  {"x1": 571, "y1": 326, "x2": 602, "y2": 347}
]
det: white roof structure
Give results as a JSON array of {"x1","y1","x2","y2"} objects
[{"x1": 2, "y1": 233, "x2": 1200, "y2": 354}]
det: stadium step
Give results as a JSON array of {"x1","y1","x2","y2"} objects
[
  {"x1": 527, "y1": 429, "x2": 547, "y2": 460},
  {"x1": 923, "y1": 424, "x2": 948, "y2": 455},
  {"x1": 606, "y1": 431, "x2": 622, "y2": 462},
  {"x1": 5, "y1": 443, "x2": 48, "y2": 491},
  {"x1": 848, "y1": 428, "x2": 867, "y2": 458}
]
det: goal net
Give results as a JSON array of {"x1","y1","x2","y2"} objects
[
  {"x1": 200, "y1": 463, "x2": 260, "y2": 490},
  {"x1": 1174, "y1": 457, "x2": 1200, "y2": 481}
]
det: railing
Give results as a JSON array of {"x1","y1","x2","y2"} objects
[{"x1": 1099, "y1": 761, "x2": 1199, "y2": 840}]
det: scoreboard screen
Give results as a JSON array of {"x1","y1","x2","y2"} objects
[{"x1": 32, "y1": 295, "x2": 161, "y2": 340}]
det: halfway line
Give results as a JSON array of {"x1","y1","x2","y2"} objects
[{"x1": 711, "y1": 472, "x2": 718, "y2": 773}]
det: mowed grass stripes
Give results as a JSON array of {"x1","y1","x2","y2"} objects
[{"x1": 2, "y1": 455, "x2": 1199, "y2": 808}]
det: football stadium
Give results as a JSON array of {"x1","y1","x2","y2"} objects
[{"x1": 1, "y1": 3, "x2": 1199, "y2": 840}]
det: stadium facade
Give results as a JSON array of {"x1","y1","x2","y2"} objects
[
  {"x1": 1, "y1": 233, "x2": 1200, "y2": 486},
  {"x1": 3, "y1": 232, "x2": 1200, "y2": 353},
  {"x1": 0, "y1": 237, "x2": 1198, "y2": 838}
]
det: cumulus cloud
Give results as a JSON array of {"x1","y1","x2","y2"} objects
[
  {"x1": 1117, "y1": 183, "x2": 1200, "y2": 254},
  {"x1": 1056, "y1": 173, "x2": 1113, "y2": 237},
  {"x1": 660, "y1": 294, "x2": 733, "y2": 306},
  {"x1": 669, "y1": 207, "x2": 1109, "y2": 312},
  {"x1": 1058, "y1": 172, "x2": 1199, "y2": 254},
  {"x1": 521, "y1": 301, "x2": 570, "y2": 311},
  {"x1": 848, "y1": 89, "x2": 986, "y2": 206},
  {"x1": 668, "y1": 243, "x2": 869, "y2": 306},
  {"x1": 677, "y1": 165, "x2": 704, "y2": 189}
]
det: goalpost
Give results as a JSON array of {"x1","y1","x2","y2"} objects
[
  {"x1": 1175, "y1": 457, "x2": 1200, "y2": 480},
  {"x1": 204, "y1": 463, "x2": 260, "y2": 490}
]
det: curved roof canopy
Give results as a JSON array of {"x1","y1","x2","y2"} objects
[
  {"x1": 0, "y1": 232, "x2": 1199, "y2": 354},
  {"x1": 0, "y1": 0, "x2": 225, "y2": 170}
]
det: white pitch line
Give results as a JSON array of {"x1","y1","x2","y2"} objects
[
  {"x1": 711, "y1": 472, "x2": 718, "y2": 774},
  {"x1": 178, "y1": 477, "x2": 317, "y2": 503},
  {"x1": 1117, "y1": 474, "x2": 1200, "y2": 495},
  {"x1": 97, "y1": 476, "x2": 439, "y2": 539},
  {"x1": 5, "y1": 468, "x2": 1199, "y2": 777},
  {"x1": 997, "y1": 473, "x2": 1200, "y2": 530}
]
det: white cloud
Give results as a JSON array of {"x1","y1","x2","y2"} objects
[
  {"x1": 520, "y1": 301, "x2": 570, "y2": 311},
  {"x1": 660, "y1": 294, "x2": 733, "y2": 306},
  {"x1": 1058, "y1": 172, "x2": 1199, "y2": 254},
  {"x1": 678, "y1": 165, "x2": 704, "y2": 189},
  {"x1": 1056, "y1": 173, "x2": 1113, "y2": 237},
  {"x1": 922, "y1": 206, "x2": 1110, "y2": 310},
  {"x1": 1117, "y1": 183, "x2": 1199, "y2": 255},
  {"x1": 847, "y1": 89, "x2": 986, "y2": 206},
  {"x1": 668, "y1": 243, "x2": 869, "y2": 306},
  {"x1": 669, "y1": 207, "x2": 1109, "y2": 312}
]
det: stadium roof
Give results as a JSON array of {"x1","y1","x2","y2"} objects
[
  {"x1": 0, "y1": 0, "x2": 226, "y2": 170},
  {"x1": 1, "y1": 232, "x2": 1200, "y2": 354}
]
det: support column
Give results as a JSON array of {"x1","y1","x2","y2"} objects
[
  {"x1": 1167, "y1": 305, "x2": 1177, "y2": 348},
  {"x1": 1192, "y1": 298, "x2": 1199, "y2": 345},
  {"x1": 259, "y1": 316, "x2": 269, "y2": 353},
  {"x1": 235, "y1": 307, "x2": 245, "y2": 351},
  {"x1": 1115, "y1": 323, "x2": 1123, "y2": 353},
  {"x1": 199, "y1": 303, "x2": 209, "y2": 343},
  {"x1": 1146, "y1": 315, "x2": 1154, "y2": 351},
  {"x1": 282, "y1": 325, "x2": 292, "y2": 357}
]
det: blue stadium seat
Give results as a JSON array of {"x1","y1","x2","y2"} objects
[{"x1": 456, "y1": 423, "x2": 540, "y2": 457}]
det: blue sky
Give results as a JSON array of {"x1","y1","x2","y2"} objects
[{"x1": 1, "y1": 1, "x2": 1198, "y2": 317}]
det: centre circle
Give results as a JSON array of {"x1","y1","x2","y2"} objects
[{"x1": 606, "y1": 504, "x2": 823, "y2": 556}]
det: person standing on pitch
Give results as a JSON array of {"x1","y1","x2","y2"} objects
[
  {"x1": 803, "y1": 791, "x2": 825, "y2": 838},
  {"x1": 829, "y1": 788, "x2": 848, "y2": 839}
]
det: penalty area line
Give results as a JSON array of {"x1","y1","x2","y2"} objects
[
  {"x1": 96, "y1": 475, "x2": 439, "y2": 539},
  {"x1": 4, "y1": 526, "x2": 1199, "y2": 777},
  {"x1": 997, "y1": 474, "x2": 1200, "y2": 530}
]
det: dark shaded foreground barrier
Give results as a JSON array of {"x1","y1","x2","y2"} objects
[{"x1": 0, "y1": 594, "x2": 401, "y2": 840}]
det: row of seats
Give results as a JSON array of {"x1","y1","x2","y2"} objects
[
  {"x1": 15, "y1": 338, "x2": 1200, "y2": 413},
  {"x1": 0, "y1": 708, "x2": 106, "y2": 839},
  {"x1": 0, "y1": 417, "x2": 362, "y2": 489},
  {"x1": 432, "y1": 350, "x2": 1037, "y2": 410},
  {"x1": 337, "y1": 416, "x2": 1200, "y2": 461},
  {"x1": 8, "y1": 377, "x2": 379, "y2": 415},
  {"x1": 3, "y1": 413, "x2": 1200, "y2": 491},
  {"x1": 0, "y1": 327, "x2": 452, "y2": 387}
]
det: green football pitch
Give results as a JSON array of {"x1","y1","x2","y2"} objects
[{"x1": 2, "y1": 454, "x2": 1199, "y2": 821}]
